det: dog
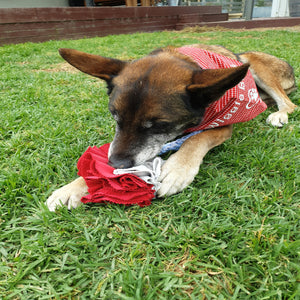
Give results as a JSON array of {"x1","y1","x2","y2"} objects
[{"x1": 46, "y1": 44, "x2": 297, "y2": 210}]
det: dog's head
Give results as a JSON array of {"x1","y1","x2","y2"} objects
[{"x1": 59, "y1": 48, "x2": 249, "y2": 168}]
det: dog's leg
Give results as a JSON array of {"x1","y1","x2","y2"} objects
[
  {"x1": 46, "y1": 177, "x2": 88, "y2": 211},
  {"x1": 255, "y1": 76, "x2": 297, "y2": 127},
  {"x1": 239, "y1": 52, "x2": 297, "y2": 127},
  {"x1": 158, "y1": 125, "x2": 233, "y2": 197}
]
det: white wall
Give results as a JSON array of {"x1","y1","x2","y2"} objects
[{"x1": 0, "y1": 0, "x2": 69, "y2": 8}]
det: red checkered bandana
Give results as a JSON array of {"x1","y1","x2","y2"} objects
[{"x1": 177, "y1": 46, "x2": 267, "y2": 132}]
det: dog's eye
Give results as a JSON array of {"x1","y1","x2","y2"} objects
[
  {"x1": 149, "y1": 121, "x2": 172, "y2": 133},
  {"x1": 109, "y1": 107, "x2": 119, "y2": 121},
  {"x1": 142, "y1": 121, "x2": 153, "y2": 129},
  {"x1": 112, "y1": 113, "x2": 119, "y2": 122},
  {"x1": 106, "y1": 83, "x2": 114, "y2": 95},
  {"x1": 112, "y1": 114, "x2": 124, "y2": 129}
]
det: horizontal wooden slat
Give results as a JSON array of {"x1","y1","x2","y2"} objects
[
  {"x1": 0, "y1": 6, "x2": 221, "y2": 23},
  {"x1": 182, "y1": 17, "x2": 300, "y2": 30},
  {"x1": 178, "y1": 13, "x2": 228, "y2": 24},
  {"x1": 0, "y1": 6, "x2": 227, "y2": 45},
  {"x1": 0, "y1": 17, "x2": 179, "y2": 37},
  {"x1": 0, "y1": 16, "x2": 179, "y2": 36},
  {"x1": 1, "y1": 7, "x2": 299, "y2": 46}
]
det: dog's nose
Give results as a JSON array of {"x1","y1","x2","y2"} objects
[{"x1": 108, "y1": 156, "x2": 134, "y2": 169}]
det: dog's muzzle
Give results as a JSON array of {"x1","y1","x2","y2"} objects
[{"x1": 108, "y1": 154, "x2": 134, "y2": 169}]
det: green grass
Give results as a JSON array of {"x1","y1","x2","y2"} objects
[{"x1": 0, "y1": 27, "x2": 299, "y2": 299}]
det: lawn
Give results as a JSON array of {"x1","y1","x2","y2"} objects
[{"x1": 0, "y1": 27, "x2": 299, "y2": 299}]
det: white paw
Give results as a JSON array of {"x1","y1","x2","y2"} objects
[
  {"x1": 46, "y1": 179, "x2": 87, "y2": 211},
  {"x1": 266, "y1": 111, "x2": 288, "y2": 127},
  {"x1": 157, "y1": 153, "x2": 200, "y2": 197}
]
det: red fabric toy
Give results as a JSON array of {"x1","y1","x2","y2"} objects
[{"x1": 77, "y1": 144, "x2": 155, "y2": 207}]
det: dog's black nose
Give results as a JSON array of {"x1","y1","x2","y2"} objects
[{"x1": 108, "y1": 156, "x2": 134, "y2": 169}]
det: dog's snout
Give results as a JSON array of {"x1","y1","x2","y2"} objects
[{"x1": 109, "y1": 155, "x2": 134, "y2": 169}]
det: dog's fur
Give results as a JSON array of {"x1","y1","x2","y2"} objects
[{"x1": 46, "y1": 44, "x2": 297, "y2": 210}]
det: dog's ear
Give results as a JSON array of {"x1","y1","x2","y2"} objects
[
  {"x1": 59, "y1": 48, "x2": 126, "y2": 81},
  {"x1": 187, "y1": 64, "x2": 250, "y2": 109}
]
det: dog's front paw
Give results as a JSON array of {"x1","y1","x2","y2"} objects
[
  {"x1": 46, "y1": 177, "x2": 88, "y2": 211},
  {"x1": 266, "y1": 111, "x2": 288, "y2": 127},
  {"x1": 157, "y1": 153, "x2": 200, "y2": 197}
]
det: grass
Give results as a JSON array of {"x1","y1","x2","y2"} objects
[{"x1": 0, "y1": 27, "x2": 299, "y2": 299}]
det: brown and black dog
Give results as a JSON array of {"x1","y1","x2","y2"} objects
[{"x1": 46, "y1": 44, "x2": 297, "y2": 211}]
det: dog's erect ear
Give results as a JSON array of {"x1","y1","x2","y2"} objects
[
  {"x1": 59, "y1": 48, "x2": 126, "y2": 81},
  {"x1": 187, "y1": 64, "x2": 250, "y2": 108}
]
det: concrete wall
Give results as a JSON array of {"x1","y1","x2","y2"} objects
[{"x1": 0, "y1": 0, "x2": 69, "y2": 8}]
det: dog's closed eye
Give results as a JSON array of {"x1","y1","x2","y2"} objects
[
  {"x1": 142, "y1": 121, "x2": 153, "y2": 129},
  {"x1": 146, "y1": 120, "x2": 174, "y2": 133},
  {"x1": 106, "y1": 82, "x2": 115, "y2": 95},
  {"x1": 110, "y1": 108, "x2": 120, "y2": 122},
  {"x1": 112, "y1": 114, "x2": 119, "y2": 122},
  {"x1": 139, "y1": 120, "x2": 170, "y2": 133}
]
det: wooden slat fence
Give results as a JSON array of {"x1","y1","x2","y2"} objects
[
  {"x1": 0, "y1": 6, "x2": 226, "y2": 45},
  {"x1": 0, "y1": 6, "x2": 299, "y2": 45}
]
